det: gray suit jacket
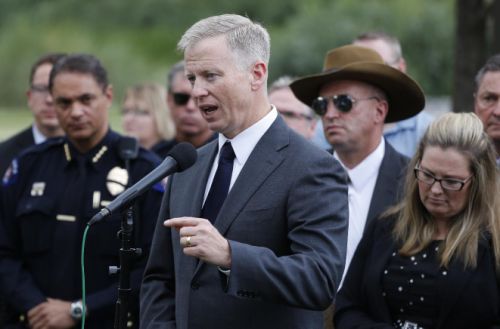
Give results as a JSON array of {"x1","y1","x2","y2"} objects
[{"x1": 140, "y1": 117, "x2": 349, "y2": 329}]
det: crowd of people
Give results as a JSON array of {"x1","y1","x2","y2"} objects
[{"x1": 0, "y1": 13, "x2": 499, "y2": 329}]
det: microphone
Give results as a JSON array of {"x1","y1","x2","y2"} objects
[
  {"x1": 119, "y1": 136, "x2": 139, "y2": 161},
  {"x1": 88, "y1": 142, "x2": 197, "y2": 226}
]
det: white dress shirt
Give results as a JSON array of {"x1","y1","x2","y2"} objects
[
  {"x1": 334, "y1": 139, "x2": 385, "y2": 285},
  {"x1": 203, "y1": 107, "x2": 278, "y2": 204},
  {"x1": 32, "y1": 124, "x2": 48, "y2": 144}
]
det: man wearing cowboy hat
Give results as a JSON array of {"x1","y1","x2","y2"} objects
[{"x1": 291, "y1": 45, "x2": 425, "y2": 279}]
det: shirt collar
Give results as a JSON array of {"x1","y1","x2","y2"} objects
[
  {"x1": 63, "y1": 129, "x2": 118, "y2": 168},
  {"x1": 217, "y1": 106, "x2": 278, "y2": 166},
  {"x1": 334, "y1": 138, "x2": 385, "y2": 191},
  {"x1": 32, "y1": 124, "x2": 47, "y2": 144}
]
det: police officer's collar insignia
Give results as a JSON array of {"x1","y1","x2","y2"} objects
[
  {"x1": 30, "y1": 182, "x2": 46, "y2": 196},
  {"x1": 64, "y1": 143, "x2": 72, "y2": 162},
  {"x1": 63, "y1": 142, "x2": 108, "y2": 165},
  {"x1": 92, "y1": 145, "x2": 108, "y2": 163},
  {"x1": 2, "y1": 159, "x2": 18, "y2": 186},
  {"x1": 106, "y1": 167, "x2": 129, "y2": 196}
]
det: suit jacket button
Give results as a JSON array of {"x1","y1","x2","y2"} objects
[{"x1": 191, "y1": 282, "x2": 200, "y2": 290}]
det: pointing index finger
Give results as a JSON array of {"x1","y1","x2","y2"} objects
[{"x1": 164, "y1": 217, "x2": 201, "y2": 229}]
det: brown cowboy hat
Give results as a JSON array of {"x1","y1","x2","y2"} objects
[{"x1": 290, "y1": 45, "x2": 425, "y2": 123}]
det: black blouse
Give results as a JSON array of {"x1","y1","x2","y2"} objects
[{"x1": 382, "y1": 240, "x2": 447, "y2": 329}]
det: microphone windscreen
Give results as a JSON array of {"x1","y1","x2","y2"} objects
[
  {"x1": 167, "y1": 142, "x2": 197, "y2": 172},
  {"x1": 119, "y1": 136, "x2": 139, "y2": 161}
]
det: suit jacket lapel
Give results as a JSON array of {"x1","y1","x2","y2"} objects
[
  {"x1": 190, "y1": 143, "x2": 218, "y2": 217},
  {"x1": 174, "y1": 142, "x2": 218, "y2": 277},
  {"x1": 366, "y1": 142, "x2": 407, "y2": 226},
  {"x1": 214, "y1": 123, "x2": 287, "y2": 236},
  {"x1": 17, "y1": 127, "x2": 35, "y2": 149},
  {"x1": 369, "y1": 223, "x2": 396, "y2": 321},
  {"x1": 192, "y1": 118, "x2": 288, "y2": 277}
]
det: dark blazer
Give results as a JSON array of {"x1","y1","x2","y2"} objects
[
  {"x1": 335, "y1": 217, "x2": 500, "y2": 329},
  {"x1": 0, "y1": 127, "x2": 35, "y2": 176},
  {"x1": 140, "y1": 117, "x2": 349, "y2": 329},
  {"x1": 366, "y1": 141, "x2": 409, "y2": 225}
]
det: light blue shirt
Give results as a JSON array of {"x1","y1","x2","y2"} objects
[{"x1": 383, "y1": 111, "x2": 434, "y2": 158}]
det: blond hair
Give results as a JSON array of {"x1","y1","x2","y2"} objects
[
  {"x1": 387, "y1": 112, "x2": 500, "y2": 270},
  {"x1": 123, "y1": 83, "x2": 175, "y2": 140}
]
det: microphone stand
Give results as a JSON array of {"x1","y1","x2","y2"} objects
[{"x1": 111, "y1": 156, "x2": 142, "y2": 329}]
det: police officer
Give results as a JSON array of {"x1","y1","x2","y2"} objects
[{"x1": 0, "y1": 54, "x2": 163, "y2": 329}]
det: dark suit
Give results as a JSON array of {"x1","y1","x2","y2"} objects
[
  {"x1": 140, "y1": 117, "x2": 349, "y2": 329},
  {"x1": 366, "y1": 141, "x2": 408, "y2": 225},
  {"x1": 0, "y1": 127, "x2": 35, "y2": 328},
  {"x1": 0, "y1": 127, "x2": 35, "y2": 176},
  {"x1": 335, "y1": 217, "x2": 500, "y2": 329}
]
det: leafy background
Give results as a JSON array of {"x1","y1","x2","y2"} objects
[{"x1": 0, "y1": 0, "x2": 454, "y2": 138}]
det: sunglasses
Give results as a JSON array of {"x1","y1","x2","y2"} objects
[
  {"x1": 311, "y1": 94, "x2": 379, "y2": 116},
  {"x1": 172, "y1": 92, "x2": 191, "y2": 106}
]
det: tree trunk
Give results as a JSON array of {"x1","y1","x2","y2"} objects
[
  {"x1": 492, "y1": 0, "x2": 500, "y2": 54},
  {"x1": 453, "y1": 0, "x2": 487, "y2": 112}
]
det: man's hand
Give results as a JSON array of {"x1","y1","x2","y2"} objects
[
  {"x1": 165, "y1": 217, "x2": 231, "y2": 268},
  {"x1": 27, "y1": 298, "x2": 76, "y2": 329}
]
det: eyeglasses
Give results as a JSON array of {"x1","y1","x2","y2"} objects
[
  {"x1": 31, "y1": 84, "x2": 50, "y2": 94},
  {"x1": 172, "y1": 92, "x2": 191, "y2": 106},
  {"x1": 311, "y1": 94, "x2": 379, "y2": 116},
  {"x1": 279, "y1": 110, "x2": 313, "y2": 121},
  {"x1": 414, "y1": 167, "x2": 473, "y2": 191},
  {"x1": 121, "y1": 108, "x2": 150, "y2": 116}
]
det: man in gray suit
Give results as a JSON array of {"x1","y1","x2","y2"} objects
[
  {"x1": 140, "y1": 14, "x2": 349, "y2": 329},
  {"x1": 0, "y1": 53, "x2": 65, "y2": 176}
]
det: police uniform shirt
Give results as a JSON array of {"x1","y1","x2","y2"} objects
[{"x1": 0, "y1": 130, "x2": 163, "y2": 328}]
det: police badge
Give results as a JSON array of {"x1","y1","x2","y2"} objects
[{"x1": 106, "y1": 166, "x2": 129, "y2": 196}]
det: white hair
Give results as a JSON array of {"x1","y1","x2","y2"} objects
[{"x1": 177, "y1": 14, "x2": 270, "y2": 69}]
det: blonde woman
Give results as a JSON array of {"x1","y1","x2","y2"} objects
[
  {"x1": 335, "y1": 112, "x2": 500, "y2": 329},
  {"x1": 122, "y1": 83, "x2": 175, "y2": 157}
]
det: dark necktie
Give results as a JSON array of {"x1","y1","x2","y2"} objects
[{"x1": 201, "y1": 142, "x2": 236, "y2": 223}]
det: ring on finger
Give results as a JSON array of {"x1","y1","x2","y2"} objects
[{"x1": 186, "y1": 236, "x2": 192, "y2": 247}]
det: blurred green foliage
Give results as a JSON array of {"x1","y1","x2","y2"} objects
[{"x1": 0, "y1": 0, "x2": 453, "y2": 109}]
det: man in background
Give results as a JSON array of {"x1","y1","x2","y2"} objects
[
  {"x1": 0, "y1": 53, "x2": 65, "y2": 175},
  {"x1": 474, "y1": 54, "x2": 500, "y2": 161},
  {"x1": 311, "y1": 32, "x2": 434, "y2": 157},
  {"x1": 353, "y1": 31, "x2": 434, "y2": 157},
  {"x1": 291, "y1": 44, "x2": 425, "y2": 329},
  {"x1": 159, "y1": 61, "x2": 216, "y2": 155},
  {"x1": 269, "y1": 76, "x2": 317, "y2": 140}
]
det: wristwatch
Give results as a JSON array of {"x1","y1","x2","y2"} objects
[{"x1": 70, "y1": 301, "x2": 84, "y2": 320}]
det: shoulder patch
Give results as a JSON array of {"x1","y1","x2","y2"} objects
[
  {"x1": 2, "y1": 158, "x2": 18, "y2": 186},
  {"x1": 17, "y1": 137, "x2": 65, "y2": 159},
  {"x1": 153, "y1": 181, "x2": 165, "y2": 193}
]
